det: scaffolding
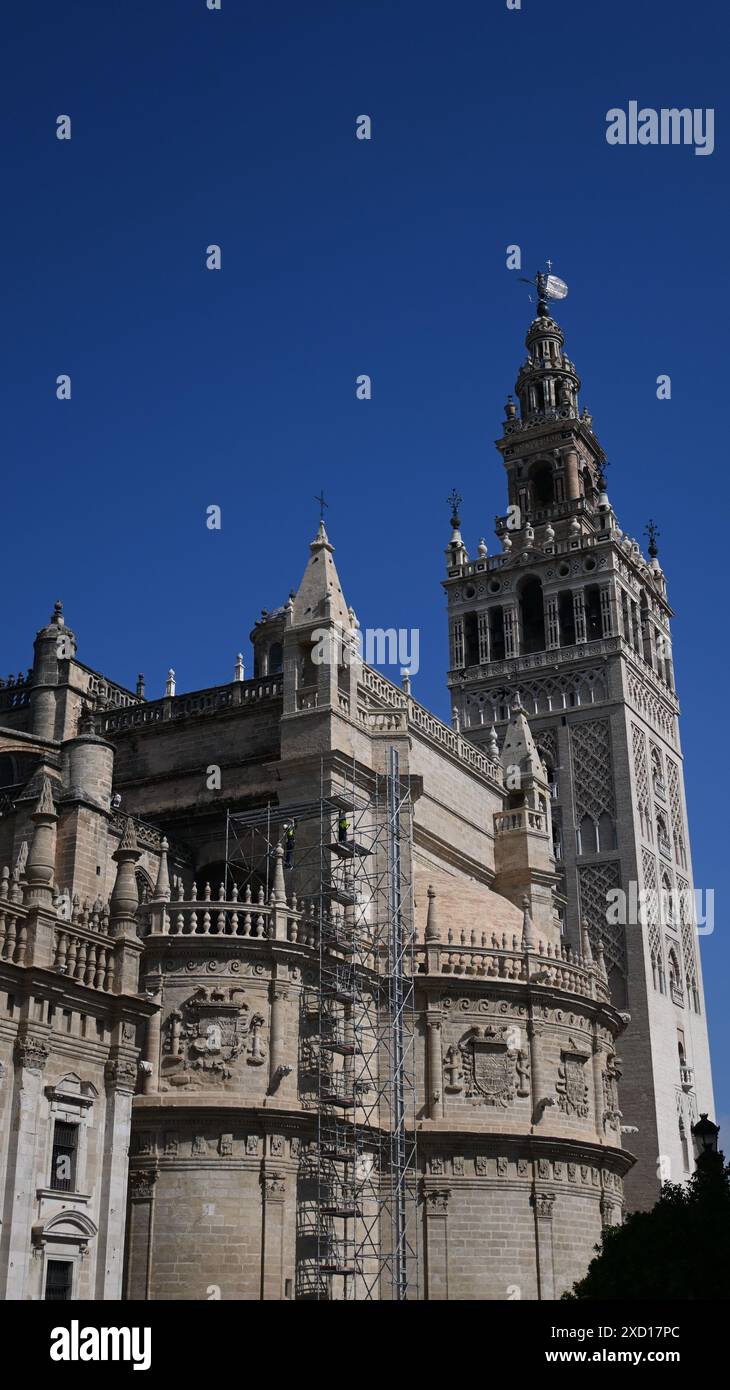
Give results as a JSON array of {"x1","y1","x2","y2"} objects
[{"x1": 224, "y1": 748, "x2": 419, "y2": 1300}]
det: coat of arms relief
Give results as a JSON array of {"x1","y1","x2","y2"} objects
[
  {"x1": 556, "y1": 1039, "x2": 590, "y2": 1118},
  {"x1": 444, "y1": 1025, "x2": 530, "y2": 1108},
  {"x1": 162, "y1": 986, "x2": 267, "y2": 1087}
]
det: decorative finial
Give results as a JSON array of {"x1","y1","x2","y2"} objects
[
  {"x1": 119, "y1": 817, "x2": 139, "y2": 853},
  {"x1": 315, "y1": 489, "x2": 328, "y2": 521},
  {"x1": 425, "y1": 885, "x2": 440, "y2": 942},
  {"x1": 52, "y1": 600, "x2": 64, "y2": 627},
  {"x1": 165, "y1": 669, "x2": 176, "y2": 697},
  {"x1": 521, "y1": 895, "x2": 535, "y2": 951},
  {"x1": 477, "y1": 538, "x2": 488, "y2": 558},
  {"x1": 447, "y1": 488, "x2": 462, "y2": 528},
  {"x1": 645, "y1": 519, "x2": 660, "y2": 559},
  {"x1": 234, "y1": 653, "x2": 245, "y2": 682}
]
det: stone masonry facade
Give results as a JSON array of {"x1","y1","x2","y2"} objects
[{"x1": 0, "y1": 296, "x2": 714, "y2": 1299}]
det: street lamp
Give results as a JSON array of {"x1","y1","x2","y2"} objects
[{"x1": 692, "y1": 1113, "x2": 720, "y2": 1157}]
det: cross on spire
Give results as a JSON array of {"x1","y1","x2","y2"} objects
[{"x1": 315, "y1": 489, "x2": 328, "y2": 521}]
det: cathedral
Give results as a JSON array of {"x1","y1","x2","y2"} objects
[{"x1": 0, "y1": 292, "x2": 715, "y2": 1301}]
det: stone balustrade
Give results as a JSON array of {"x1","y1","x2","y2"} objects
[
  {"x1": 494, "y1": 808, "x2": 547, "y2": 834},
  {"x1": 0, "y1": 903, "x2": 28, "y2": 963},
  {"x1": 99, "y1": 676, "x2": 282, "y2": 734},
  {"x1": 358, "y1": 666, "x2": 501, "y2": 784},
  {"x1": 414, "y1": 930, "x2": 610, "y2": 1004},
  {"x1": 53, "y1": 926, "x2": 115, "y2": 990}
]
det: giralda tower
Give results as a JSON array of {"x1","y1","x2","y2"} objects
[{"x1": 444, "y1": 275, "x2": 715, "y2": 1208}]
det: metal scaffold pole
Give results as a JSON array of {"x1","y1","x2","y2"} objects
[{"x1": 220, "y1": 750, "x2": 419, "y2": 1300}]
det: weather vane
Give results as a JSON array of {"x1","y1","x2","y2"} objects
[
  {"x1": 645, "y1": 519, "x2": 660, "y2": 558},
  {"x1": 447, "y1": 488, "x2": 462, "y2": 524},
  {"x1": 315, "y1": 489, "x2": 328, "y2": 521},
  {"x1": 519, "y1": 261, "x2": 569, "y2": 315}
]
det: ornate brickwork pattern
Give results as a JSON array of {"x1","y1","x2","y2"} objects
[
  {"x1": 677, "y1": 875, "x2": 698, "y2": 996},
  {"x1": 632, "y1": 723, "x2": 650, "y2": 826},
  {"x1": 627, "y1": 674, "x2": 675, "y2": 743},
  {"x1": 641, "y1": 847, "x2": 664, "y2": 983},
  {"x1": 518, "y1": 671, "x2": 608, "y2": 717},
  {"x1": 665, "y1": 758, "x2": 686, "y2": 866},
  {"x1": 570, "y1": 720, "x2": 616, "y2": 823},
  {"x1": 641, "y1": 848, "x2": 659, "y2": 923},
  {"x1": 577, "y1": 862, "x2": 624, "y2": 977}
]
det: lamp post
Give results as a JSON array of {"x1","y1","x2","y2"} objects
[{"x1": 692, "y1": 1113, "x2": 721, "y2": 1170}]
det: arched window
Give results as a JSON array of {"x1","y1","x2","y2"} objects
[
  {"x1": 584, "y1": 586, "x2": 602, "y2": 641},
  {"x1": 661, "y1": 873, "x2": 674, "y2": 926},
  {"x1": 529, "y1": 460, "x2": 555, "y2": 509},
  {"x1": 578, "y1": 815, "x2": 597, "y2": 855},
  {"x1": 597, "y1": 812, "x2": 616, "y2": 852},
  {"x1": 656, "y1": 814, "x2": 671, "y2": 858},
  {"x1": 558, "y1": 591, "x2": 576, "y2": 646},
  {"x1": 651, "y1": 748, "x2": 665, "y2": 797},
  {"x1": 135, "y1": 870, "x2": 153, "y2": 905},
  {"x1": 518, "y1": 576, "x2": 545, "y2": 654},
  {"x1": 489, "y1": 608, "x2": 506, "y2": 662},
  {"x1": 268, "y1": 642, "x2": 283, "y2": 674},
  {"x1": 667, "y1": 948, "x2": 682, "y2": 1003}
]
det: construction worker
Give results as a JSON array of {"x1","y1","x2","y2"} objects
[
  {"x1": 283, "y1": 820, "x2": 296, "y2": 869},
  {"x1": 338, "y1": 812, "x2": 350, "y2": 845}
]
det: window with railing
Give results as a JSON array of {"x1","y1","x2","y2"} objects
[
  {"x1": 50, "y1": 1121, "x2": 78, "y2": 1192},
  {"x1": 45, "y1": 1260, "x2": 73, "y2": 1301}
]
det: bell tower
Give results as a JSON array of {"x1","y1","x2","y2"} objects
[{"x1": 444, "y1": 277, "x2": 715, "y2": 1208}]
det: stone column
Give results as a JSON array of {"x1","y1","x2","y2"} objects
[
  {"x1": 533, "y1": 1190, "x2": 557, "y2": 1300},
  {"x1": 426, "y1": 1014, "x2": 443, "y2": 1120},
  {"x1": 424, "y1": 1188, "x2": 450, "y2": 1300},
  {"x1": 504, "y1": 605, "x2": 519, "y2": 659},
  {"x1": 544, "y1": 594, "x2": 560, "y2": 650},
  {"x1": 592, "y1": 1029, "x2": 605, "y2": 1138},
  {"x1": 573, "y1": 589, "x2": 586, "y2": 644},
  {"x1": 261, "y1": 1167, "x2": 287, "y2": 1300},
  {"x1": 451, "y1": 619, "x2": 464, "y2": 668},
  {"x1": 98, "y1": 1053, "x2": 138, "y2": 1298},
  {"x1": 142, "y1": 988, "x2": 162, "y2": 1095},
  {"x1": 599, "y1": 585, "x2": 613, "y2": 638},
  {"x1": 477, "y1": 612, "x2": 490, "y2": 664},
  {"x1": 563, "y1": 447, "x2": 580, "y2": 500},
  {"x1": 269, "y1": 982, "x2": 290, "y2": 1094},
  {"x1": 3, "y1": 1029, "x2": 51, "y2": 1299},
  {"x1": 110, "y1": 819, "x2": 144, "y2": 994},
  {"x1": 125, "y1": 1169, "x2": 158, "y2": 1299},
  {"x1": 527, "y1": 1018, "x2": 548, "y2": 1121}
]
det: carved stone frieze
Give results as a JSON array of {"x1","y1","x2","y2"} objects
[
  {"x1": 14, "y1": 1034, "x2": 50, "y2": 1073},
  {"x1": 451, "y1": 1025, "x2": 530, "y2": 1107},
  {"x1": 162, "y1": 986, "x2": 267, "y2": 1088},
  {"x1": 556, "y1": 1042, "x2": 590, "y2": 1119},
  {"x1": 104, "y1": 1055, "x2": 138, "y2": 1092},
  {"x1": 129, "y1": 1168, "x2": 157, "y2": 1200}
]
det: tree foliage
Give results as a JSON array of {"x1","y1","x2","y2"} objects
[{"x1": 564, "y1": 1155, "x2": 730, "y2": 1299}]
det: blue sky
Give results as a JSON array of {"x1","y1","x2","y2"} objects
[{"x1": 2, "y1": 0, "x2": 728, "y2": 1123}]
